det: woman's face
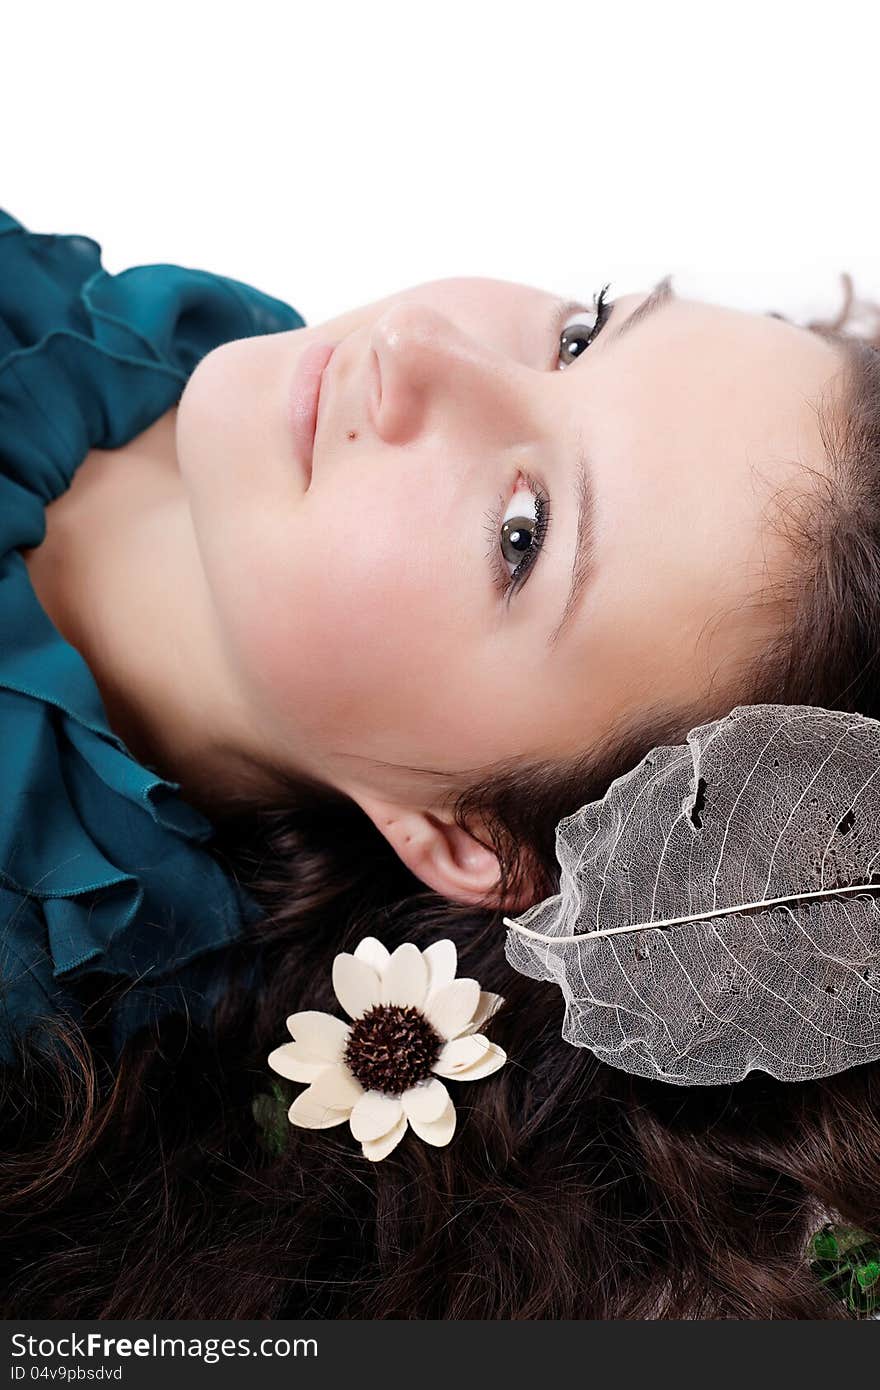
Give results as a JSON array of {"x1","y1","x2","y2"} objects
[{"x1": 176, "y1": 274, "x2": 843, "y2": 884}]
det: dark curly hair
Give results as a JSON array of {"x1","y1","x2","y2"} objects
[{"x1": 2, "y1": 277, "x2": 880, "y2": 1320}]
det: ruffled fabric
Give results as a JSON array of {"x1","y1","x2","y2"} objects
[{"x1": 0, "y1": 208, "x2": 306, "y2": 1062}]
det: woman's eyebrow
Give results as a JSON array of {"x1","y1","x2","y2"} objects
[
  {"x1": 546, "y1": 276, "x2": 677, "y2": 650},
  {"x1": 604, "y1": 274, "x2": 676, "y2": 348}
]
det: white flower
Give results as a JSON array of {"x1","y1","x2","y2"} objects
[{"x1": 267, "y1": 936, "x2": 506, "y2": 1162}]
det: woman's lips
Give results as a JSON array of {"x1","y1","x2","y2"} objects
[{"x1": 288, "y1": 340, "x2": 337, "y2": 485}]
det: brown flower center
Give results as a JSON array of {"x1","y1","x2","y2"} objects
[{"x1": 343, "y1": 1003, "x2": 443, "y2": 1095}]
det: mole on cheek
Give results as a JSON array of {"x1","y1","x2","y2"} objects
[{"x1": 347, "y1": 430, "x2": 358, "y2": 441}]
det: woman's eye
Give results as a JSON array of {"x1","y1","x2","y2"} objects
[
  {"x1": 483, "y1": 470, "x2": 552, "y2": 601},
  {"x1": 556, "y1": 283, "x2": 614, "y2": 369}
]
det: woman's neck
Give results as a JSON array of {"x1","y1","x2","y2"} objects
[{"x1": 18, "y1": 407, "x2": 284, "y2": 813}]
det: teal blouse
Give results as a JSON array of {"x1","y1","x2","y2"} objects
[{"x1": 0, "y1": 208, "x2": 306, "y2": 1063}]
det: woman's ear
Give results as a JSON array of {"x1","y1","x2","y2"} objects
[{"x1": 350, "y1": 790, "x2": 514, "y2": 907}]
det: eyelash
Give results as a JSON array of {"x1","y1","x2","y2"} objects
[{"x1": 482, "y1": 285, "x2": 613, "y2": 602}]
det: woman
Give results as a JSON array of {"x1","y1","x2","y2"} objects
[{"x1": 1, "y1": 207, "x2": 878, "y2": 1318}]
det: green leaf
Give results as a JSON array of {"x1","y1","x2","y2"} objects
[
  {"x1": 809, "y1": 1222, "x2": 880, "y2": 1316},
  {"x1": 812, "y1": 1230, "x2": 839, "y2": 1261},
  {"x1": 252, "y1": 1080, "x2": 290, "y2": 1159},
  {"x1": 855, "y1": 1261, "x2": 880, "y2": 1291}
]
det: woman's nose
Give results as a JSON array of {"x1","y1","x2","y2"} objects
[{"x1": 368, "y1": 299, "x2": 531, "y2": 447}]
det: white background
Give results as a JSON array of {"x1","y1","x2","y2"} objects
[{"x1": 3, "y1": 0, "x2": 879, "y2": 328}]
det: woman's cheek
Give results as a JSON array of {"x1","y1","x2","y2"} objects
[{"x1": 223, "y1": 533, "x2": 414, "y2": 744}]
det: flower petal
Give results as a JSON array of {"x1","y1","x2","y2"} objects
[
  {"x1": 432, "y1": 1033, "x2": 490, "y2": 1073},
  {"x1": 401, "y1": 1077, "x2": 450, "y2": 1123},
  {"x1": 381, "y1": 942, "x2": 428, "y2": 1008},
  {"x1": 349, "y1": 1090, "x2": 404, "y2": 1142},
  {"x1": 288, "y1": 1086, "x2": 351, "y2": 1130},
  {"x1": 285, "y1": 1010, "x2": 351, "y2": 1061},
  {"x1": 353, "y1": 936, "x2": 391, "y2": 976},
  {"x1": 460, "y1": 991, "x2": 505, "y2": 1035},
  {"x1": 422, "y1": 938, "x2": 457, "y2": 994},
  {"x1": 332, "y1": 954, "x2": 383, "y2": 1020},
  {"x1": 408, "y1": 1093, "x2": 457, "y2": 1147},
  {"x1": 432, "y1": 1033, "x2": 507, "y2": 1080},
  {"x1": 422, "y1": 977, "x2": 480, "y2": 1040},
  {"x1": 309, "y1": 1062, "x2": 364, "y2": 1110},
  {"x1": 361, "y1": 1112, "x2": 408, "y2": 1162},
  {"x1": 268, "y1": 1042, "x2": 328, "y2": 1084},
  {"x1": 446, "y1": 1043, "x2": 507, "y2": 1082}
]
